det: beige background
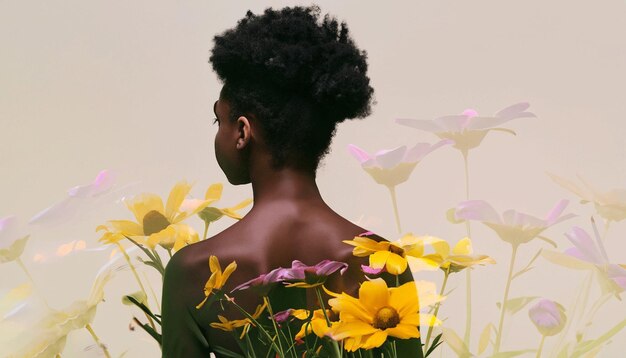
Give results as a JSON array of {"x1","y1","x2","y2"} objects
[{"x1": 1, "y1": 0, "x2": 625, "y2": 356}]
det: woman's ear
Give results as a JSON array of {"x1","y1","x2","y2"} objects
[{"x1": 235, "y1": 115, "x2": 252, "y2": 149}]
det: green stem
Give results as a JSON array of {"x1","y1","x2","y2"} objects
[
  {"x1": 85, "y1": 323, "x2": 112, "y2": 358},
  {"x1": 315, "y1": 288, "x2": 341, "y2": 357},
  {"x1": 462, "y1": 151, "x2": 472, "y2": 347},
  {"x1": 494, "y1": 244, "x2": 519, "y2": 354},
  {"x1": 387, "y1": 185, "x2": 402, "y2": 234},
  {"x1": 227, "y1": 296, "x2": 282, "y2": 355},
  {"x1": 142, "y1": 271, "x2": 161, "y2": 312},
  {"x1": 202, "y1": 222, "x2": 209, "y2": 241},
  {"x1": 116, "y1": 243, "x2": 156, "y2": 330},
  {"x1": 425, "y1": 269, "x2": 449, "y2": 351},
  {"x1": 536, "y1": 335, "x2": 546, "y2": 358},
  {"x1": 263, "y1": 296, "x2": 285, "y2": 357}
]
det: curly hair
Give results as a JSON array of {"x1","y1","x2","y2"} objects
[{"x1": 210, "y1": 5, "x2": 375, "y2": 171}]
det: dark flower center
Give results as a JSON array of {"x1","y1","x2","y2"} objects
[
  {"x1": 389, "y1": 244, "x2": 404, "y2": 256},
  {"x1": 373, "y1": 306, "x2": 400, "y2": 330},
  {"x1": 143, "y1": 210, "x2": 170, "y2": 236}
]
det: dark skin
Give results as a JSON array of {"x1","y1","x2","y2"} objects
[{"x1": 160, "y1": 92, "x2": 422, "y2": 357}]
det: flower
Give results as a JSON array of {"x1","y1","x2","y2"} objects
[
  {"x1": 542, "y1": 226, "x2": 626, "y2": 297},
  {"x1": 97, "y1": 180, "x2": 216, "y2": 251},
  {"x1": 344, "y1": 233, "x2": 444, "y2": 275},
  {"x1": 210, "y1": 301, "x2": 267, "y2": 339},
  {"x1": 8, "y1": 266, "x2": 113, "y2": 357},
  {"x1": 0, "y1": 216, "x2": 29, "y2": 264},
  {"x1": 282, "y1": 260, "x2": 349, "y2": 288},
  {"x1": 395, "y1": 102, "x2": 536, "y2": 156},
  {"x1": 432, "y1": 237, "x2": 496, "y2": 273},
  {"x1": 347, "y1": 141, "x2": 451, "y2": 188},
  {"x1": 548, "y1": 173, "x2": 626, "y2": 223},
  {"x1": 325, "y1": 278, "x2": 420, "y2": 351},
  {"x1": 528, "y1": 299, "x2": 567, "y2": 336},
  {"x1": 231, "y1": 267, "x2": 290, "y2": 296},
  {"x1": 454, "y1": 199, "x2": 576, "y2": 246},
  {"x1": 29, "y1": 170, "x2": 116, "y2": 227},
  {"x1": 183, "y1": 183, "x2": 253, "y2": 225},
  {"x1": 196, "y1": 256, "x2": 237, "y2": 309},
  {"x1": 292, "y1": 309, "x2": 336, "y2": 340}
]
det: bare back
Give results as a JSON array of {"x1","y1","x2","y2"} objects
[{"x1": 161, "y1": 201, "x2": 395, "y2": 356}]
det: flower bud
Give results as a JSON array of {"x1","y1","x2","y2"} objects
[{"x1": 528, "y1": 298, "x2": 566, "y2": 336}]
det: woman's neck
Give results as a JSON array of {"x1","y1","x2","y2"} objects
[{"x1": 250, "y1": 166, "x2": 323, "y2": 207}]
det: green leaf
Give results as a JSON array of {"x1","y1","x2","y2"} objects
[
  {"x1": 198, "y1": 207, "x2": 224, "y2": 224},
  {"x1": 125, "y1": 295, "x2": 161, "y2": 325},
  {"x1": 571, "y1": 318, "x2": 626, "y2": 358},
  {"x1": 441, "y1": 327, "x2": 471, "y2": 358},
  {"x1": 496, "y1": 296, "x2": 538, "y2": 316},
  {"x1": 425, "y1": 333, "x2": 443, "y2": 357},
  {"x1": 478, "y1": 323, "x2": 494, "y2": 355},
  {"x1": 0, "y1": 235, "x2": 29, "y2": 263},
  {"x1": 512, "y1": 249, "x2": 542, "y2": 280},
  {"x1": 537, "y1": 235, "x2": 558, "y2": 248}
]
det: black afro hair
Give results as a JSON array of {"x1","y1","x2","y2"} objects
[{"x1": 210, "y1": 5, "x2": 375, "y2": 171}]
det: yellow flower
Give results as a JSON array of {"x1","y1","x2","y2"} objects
[
  {"x1": 292, "y1": 309, "x2": 336, "y2": 340},
  {"x1": 325, "y1": 278, "x2": 420, "y2": 351},
  {"x1": 97, "y1": 181, "x2": 217, "y2": 251},
  {"x1": 432, "y1": 237, "x2": 495, "y2": 273},
  {"x1": 210, "y1": 302, "x2": 267, "y2": 339},
  {"x1": 196, "y1": 255, "x2": 237, "y2": 309},
  {"x1": 343, "y1": 233, "x2": 443, "y2": 275}
]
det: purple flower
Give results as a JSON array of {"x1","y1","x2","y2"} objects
[
  {"x1": 282, "y1": 260, "x2": 349, "y2": 288},
  {"x1": 272, "y1": 308, "x2": 294, "y2": 324},
  {"x1": 231, "y1": 267, "x2": 290, "y2": 295},
  {"x1": 528, "y1": 299, "x2": 566, "y2": 336}
]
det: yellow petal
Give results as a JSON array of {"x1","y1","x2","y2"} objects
[
  {"x1": 125, "y1": 193, "x2": 164, "y2": 223},
  {"x1": 406, "y1": 255, "x2": 442, "y2": 272},
  {"x1": 205, "y1": 183, "x2": 223, "y2": 201},
  {"x1": 165, "y1": 181, "x2": 193, "y2": 221},
  {"x1": 107, "y1": 220, "x2": 144, "y2": 236},
  {"x1": 358, "y1": 278, "x2": 389, "y2": 312},
  {"x1": 218, "y1": 261, "x2": 237, "y2": 288},
  {"x1": 209, "y1": 256, "x2": 221, "y2": 274},
  {"x1": 227, "y1": 198, "x2": 253, "y2": 212},
  {"x1": 361, "y1": 330, "x2": 388, "y2": 349},
  {"x1": 385, "y1": 323, "x2": 419, "y2": 339},
  {"x1": 369, "y1": 251, "x2": 391, "y2": 269},
  {"x1": 385, "y1": 253, "x2": 408, "y2": 275},
  {"x1": 389, "y1": 282, "x2": 419, "y2": 318},
  {"x1": 146, "y1": 226, "x2": 177, "y2": 250},
  {"x1": 330, "y1": 321, "x2": 378, "y2": 340},
  {"x1": 452, "y1": 237, "x2": 473, "y2": 255}
]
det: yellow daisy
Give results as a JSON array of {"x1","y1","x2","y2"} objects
[
  {"x1": 97, "y1": 181, "x2": 217, "y2": 251},
  {"x1": 325, "y1": 278, "x2": 420, "y2": 351},
  {"x1": 292, "y1": 309, "x2": 336, "y2": 340},
  {"x1": 433, "y1": 237, "x2": 495, "y2": 273},
  {"x1": 210, "y1": 301, "x2": 267, "y2": 339},
  {"x1": 343, "y1": 233, "x2": 444, "y2": 275}
]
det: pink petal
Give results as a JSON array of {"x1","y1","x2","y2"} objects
[
  {"x1": 455, "y1": 200, "x2": 502, "y2": 224},
  {"x1": 347, "y1": 144, "x2": 372, "y2": 164},
  {"x1": 495, "y1": 102, "x2": 531, "y2": 119},
  {"x1": 375, "y1": 146, "x2": 407, "y2": 169},
  {"x1": 434, "y1": 115, "x2": 471, "y2": 131},
  {"x1": 564, "y1": 227, "x2": 604, "y2": 265}
]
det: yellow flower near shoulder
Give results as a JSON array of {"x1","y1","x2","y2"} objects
[
  {"x1": 343, "y1": 233, "x2": 444, "y2": 275},
  {"x1": 434, "y1": 237, "x2": 495, "y2": 273},
  {"x1": 325, "y1": 278, "x2": 420, "y2": 351},
  {"x1": 292, "y1": 309, "x2": 336, "y2": 340},
  {"x1": 209, "y1": 301, "x2": 266, "y2": 339},
  {"x1": 196, "y1": 256, "x2": 237, "y2": 309},
  {"x1": 97, "y1": 181, "x2": 218, "y2": 251}
]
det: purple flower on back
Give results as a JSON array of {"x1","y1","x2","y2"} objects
[
  {"x1": 231, "y1": 267, "x2": 290, "y2": 295},
  {"x1": 283, "y1": 260, "x2": 349, "y2": 288}
]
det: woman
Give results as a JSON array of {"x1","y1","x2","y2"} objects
[{"x1": 161, "y1": 6, "x2": 419, "y2": 357}]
